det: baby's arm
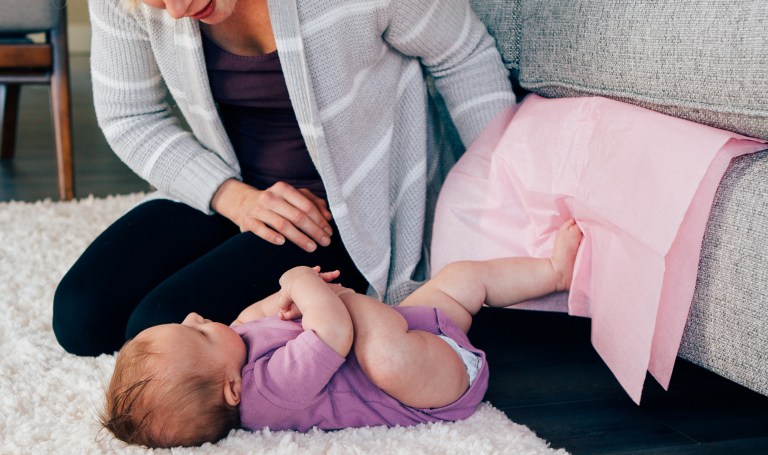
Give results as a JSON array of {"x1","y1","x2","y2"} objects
[
  {"x1": 231, "y1": 268, "x2": 340, "y2": 326},
  {"x1": 231, "y1": 293, "x2": 282, "y2": 326},
  {"x1": 277, "y1": 266, "x2": 353, "y2": 357}
]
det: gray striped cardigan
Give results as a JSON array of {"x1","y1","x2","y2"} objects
[{"x1": 89, "y1": 0, "x2": 514, "y2": 303}]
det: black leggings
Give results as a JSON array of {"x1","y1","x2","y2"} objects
[{"x1": 52, "y1": 199, "x2": 368, "y2": 356}]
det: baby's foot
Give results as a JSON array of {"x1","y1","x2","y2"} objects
[{"x1": 549, "y1": 219, "x2": 583, "y2": 292}]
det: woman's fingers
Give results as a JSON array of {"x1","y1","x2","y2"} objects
[
  {"x1": 299, "y1": 188, "x2": 333, "y2": 224},
  {"x1": 265, "y1": 184, "x2": 332, "y2": 244},
  {"x1": 240, "y1": 182, "x2": 333, "y2": 252},
  {"x1": 242, "y1": 206, "x2": 318, "y2": 251},
  {"x1": 275, "y1": 184, "x2": 333, "y2": 235},
  {"x1": 239, "y1": 214, "x2": 287, "y2": 246}
]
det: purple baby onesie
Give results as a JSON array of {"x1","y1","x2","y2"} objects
[{"x1": 233, "y1": 306, "x2": 489, "y2": 432}]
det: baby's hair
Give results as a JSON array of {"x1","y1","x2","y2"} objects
[
  {"x1": 101, "y1": 336, "x2": 240, "y2": 448},
  {"x1": 100, "y1": 338, "x2": 156, "y2": 445}
]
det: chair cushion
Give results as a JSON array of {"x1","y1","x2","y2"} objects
[
  {"x1": 0, "y1": 36, "x2": 33, "y2": 44},
  {"x1": 472, "y1": 0, "x2": 768, "y2": 140},
  {"x1": 0, "y1": 0, "x2": 59, "y2": 34}
]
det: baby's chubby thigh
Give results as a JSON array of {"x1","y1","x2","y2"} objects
[
  {"x1": 342, "y1": 295, "x2": 469, "y2": 408},
  {"x1": 357, "y1": 324, "x2": 469, "y2": 409}
]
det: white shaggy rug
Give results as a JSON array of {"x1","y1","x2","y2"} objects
[{"x1": 0, "y1": 194, "x2": 568, "y2": 454}]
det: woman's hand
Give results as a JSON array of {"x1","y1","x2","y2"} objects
[{"x1": 212, "y1": 179, "x2": 333, "y2": 253}]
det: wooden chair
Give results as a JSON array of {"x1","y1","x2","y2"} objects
[{"x1": 0, "y1": 1, "x2": 74, "y2": 200}]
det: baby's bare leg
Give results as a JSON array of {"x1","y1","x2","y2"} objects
[
  {"x1": 338, "y1": 293, "x2": 469, "y2": 409},
  {"x1": 402, "y1": 219, "x2": 583, "y2": 331}
]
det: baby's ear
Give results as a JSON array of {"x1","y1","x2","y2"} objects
[{"x1": 223, "y1": 377, "x2": 241, "y2": 407}]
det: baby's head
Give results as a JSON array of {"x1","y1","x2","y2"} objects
[{"x1": 101, "y1": 313, "x2": 247, "y2": 448}]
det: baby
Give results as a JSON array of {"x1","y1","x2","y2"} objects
[{"x1": 101, "y1": 220, "x2": 583, "y2": 448}]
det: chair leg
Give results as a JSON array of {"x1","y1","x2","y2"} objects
[
  {"x1": 50, "y1": 7, "x2": 75, "y2": 200},
  {"x1": 1, "y1": 83, "x2": 21, "y2": 160},
  {"x1": 50, "y1": 73, "x2": 74, "y2": 200}
]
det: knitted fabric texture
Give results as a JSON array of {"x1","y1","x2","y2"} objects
[
  {"x1": 679, "y1": 150, "x2": 768, "y2": 396},
  {"x1": 470, "y1": 0, "x2": 768, "y2": 140},
  {"x1": 88, "y1": 0, "x2": 515, "y2": 303}
]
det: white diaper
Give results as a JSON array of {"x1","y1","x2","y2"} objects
[{"x1": 438, "y1": 334, "x2": 483, "y2": 386}]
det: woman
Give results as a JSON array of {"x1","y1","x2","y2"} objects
[{"x1": 53, "y1": 0, "x2": 514, "y2": 356}]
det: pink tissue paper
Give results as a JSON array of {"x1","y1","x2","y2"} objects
[{"x1": 431, "y1": 94, "x2": 766, "y2": 403}]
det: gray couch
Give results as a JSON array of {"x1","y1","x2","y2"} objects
[{"x1": 460, "y1": 0, "x2": 768, "y2": 396}]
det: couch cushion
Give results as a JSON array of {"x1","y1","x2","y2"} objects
[
  {"x1": 680, "y1": 150, "x2": 768, "y2": 396},
  {"x1": 474, "y1": 0, "x2": 768, "y2": 140},
  {"x1": 470, "y1": 0, "x2": 520, "y2": 70}
]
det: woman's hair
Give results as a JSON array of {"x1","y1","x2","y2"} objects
[
  {"x1": 100, "y1": 336, "x2": 240, "y2": 448},
  {"x1": 121, "y1": 0, "x2": 141, "y2": 10}
]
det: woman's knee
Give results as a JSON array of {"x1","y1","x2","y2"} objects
[
  {"x1": 123, "y1": 298, "x2": 178, "y2": 341},
  {"x1": 52, "y1": 274, "x2": 127, "y2": 356}
]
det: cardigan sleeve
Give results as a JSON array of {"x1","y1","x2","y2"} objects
[
  {"x1": 89, "y1": 0, "x2": 238, "y2": 213},
  {"x1": 383, "y1": 0, "x2": 515, "y2": 147}
]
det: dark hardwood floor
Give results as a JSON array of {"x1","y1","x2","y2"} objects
[
  {"x1": 3, "y1": 54, "x2": 767, "y2": 455},
  {"x1": 0, "y1": 54, "x2": 149, "y2": 201},
  {"x1": 470, "y1": 308, "x2": 768, "y2": 454}
]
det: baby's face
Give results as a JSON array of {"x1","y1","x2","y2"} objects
[{"x1": 138, "y1": 312, "x2": 247, "y2": 377}]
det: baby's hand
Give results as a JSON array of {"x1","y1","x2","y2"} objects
[
  {"x1": 279, "y1": 265, "x2": 318, "y2": 288},
  {"x1": 277, "y1": 295, "x2": 303, "y2": 320},
  {"x1": 280, "y1": 265, "x2": 340, "y2": 286},
  {"x1": 278, "y1": 267, "x2": 353, "y2": 358},
  {"x1": 326, "y1": 282, "x2": 356, "y2": 297},
  {"x1": 232, "y1": 304, "x2": 266, "y2": 326},
  {"x1": 312, "y1": 266, "x2": 341, "y2": 283}
]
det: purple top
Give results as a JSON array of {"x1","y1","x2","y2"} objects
[
  {"x1": 202, "y1": 33, "x2": 325, "y2": 197},
  {"x1": 233, "y1": 306, "x2": 489, "y2": 432}
]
